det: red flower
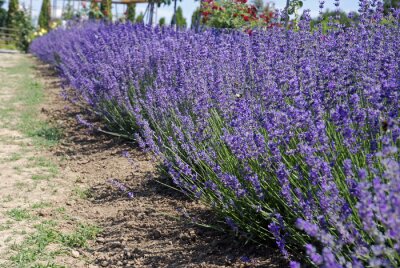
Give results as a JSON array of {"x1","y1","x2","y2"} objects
[{"x1": 242, "y1": 15, "x2": 250, "y2": 21}]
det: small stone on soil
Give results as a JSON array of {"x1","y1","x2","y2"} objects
[
  {"x1": 96, "y1": 237, "x2": 105, "y2": 243},
  {"x1": 71, "y1": 249, "x2": 80, "y2": 258}
]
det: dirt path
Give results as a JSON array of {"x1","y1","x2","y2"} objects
[
  {"x1": 0, "y1": 53, "x2": 60, "y2": 266},
  {"x1": 0, "y1": 53, "x2": 286, "y2": 268},
  {"x1": 0, "y1": 53, "x2": 95, "y2": 268}
]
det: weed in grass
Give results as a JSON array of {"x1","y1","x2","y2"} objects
[{"x1": 7, "y1": 208, "x2": 31, "y2": 221}]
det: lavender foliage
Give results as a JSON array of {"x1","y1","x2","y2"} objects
[{"x1": 30, "y1": 2, "x2": 400, "y2": 266}]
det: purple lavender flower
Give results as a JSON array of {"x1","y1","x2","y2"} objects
[{"x1": 30, "y1": 4, "x2": 400, "y2": 266}]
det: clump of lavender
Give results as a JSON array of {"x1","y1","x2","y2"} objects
[{"x1": 30, "y1": 1, "x2": 400, "y2": 266}]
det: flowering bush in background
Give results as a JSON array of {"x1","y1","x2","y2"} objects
[
  {"x1": 201, "y1": 0, "x2": 277, "y2": 29},
  {"x1": 30, "y1": 1, "x2": 400, "y2": 266}
]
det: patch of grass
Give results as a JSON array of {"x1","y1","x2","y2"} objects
[
  {"x1": 33, "y1": 263, "x2": 67, "y2": 268},
  {"x1": 0, "y1": 106, "x2": 15, "y2": 118},
  {"x1": 32, "y1": 125, "x2": 63, "y2": 143},
  {"x1": 72, "y1": 187, "x2": 92, "y2": 199},
  {"x1": 60, "y1": 223, "x2": 101, "y2": 248},
  {"x1": 0, "y1": 222, "x2": 12, "y2": 231},
  {"x1": 28, "y1": 156, "x2": 54, "y2": 168},
  {"x1": 14, "y1": 181, "x2": 29, "y2": 188},
  {"x1": 10, "y1": 220, "x2": 100, "y2": 267},
  {"x1": 31, "y1": 202, "x2": 52, "y2": 209},
  {"x1": 0, "y1": 152, "x2": 23, "y2": 164},
  {"x1": 3, "y1": 194, "x2": 14, "y2": 202},
  {"x1": 2, "y1": 59, "x2": 62, "y2": 148},
  {"x1": 31, "y1": 173, "x2": 53, "y2": 181},
  {"x1": 55, "y1": 207, "x2": 66, "y2": 214},
  {"x1": 10, "y1": 221, "x2": 60, "y2": 267},
  {"x1": 26, "y1": 156, "x2": 59, "y2": 181},
  {"x1": 7, "y1": 152, "x2": 22, "y2": 161},
  {"x1": 7, "y1": 208, "x2": 31, "y2": 221},
  {"x1": 0, "y1": 43, "x2": 17, "y2": 50},
  {"x1": 28, "y1": 156, "x2": 59, "y2": 175},
  {"x1": 21, "y1": 121, "x2": 63, "y2": 148}
]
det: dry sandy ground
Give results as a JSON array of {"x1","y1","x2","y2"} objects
[
  {"x1": 0, "y1": 53, "x2": 287, "y2": 268},
  {"x1": 0, "y1": 53, "x2": 91, "y2": 267},
  {"x1": 0, "y1": 53, "x2": 52, "y2": 265}
]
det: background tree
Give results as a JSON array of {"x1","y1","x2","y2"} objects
[
  {"x1": 14, "y1": 7, "x2": 33, "y2": 52},
  {"x1": 136, "y1": 12, "x2": 144, "y2": 23},
  {"x1": 2, "y1": 1, "x2": 32, "y2": 52},
  {"x1": 126, "y1": 3, "x2": 136, "y2": 22},
  {"x1": 159, "y1": 17, "x2": 166, "y2": 26},
  {"x1": 62, "y1": 0, "x2": 74, "y2": 20},
  {"x1": 160, "y1": 0, "x2": 181, "y2": 26},
  {"x1": 171, "y1": 6, "x2": 186, "y2": 28},
  {"x1": 6, "y1": 0, "x2": 19, "y2": 29},
  {"x1": 0, "y1": 0, "x2": 7, "y2": 27},
  {"x1": 283, "y1": 0, "x2": 303, "y2": 27},
  {"x1": 191, "y1": 7, "x2": 201, "y2": 30},
  {"x1": 89, "y1": 0, "x2": 102, "y2": 19},
  {"x1": 38, "y1": 0, "x2": 51, "y2": 30},
  {"x1": 100, "y1": 0, "x2": 112, "y2": 20}
]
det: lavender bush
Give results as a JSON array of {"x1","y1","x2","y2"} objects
[{"x1": 30, "y1": 1, "x2": 400, "y2": 266}]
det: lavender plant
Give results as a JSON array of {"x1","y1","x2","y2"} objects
[{"x1": 30, "y1": 1, "x2": 400, "y2": 266}]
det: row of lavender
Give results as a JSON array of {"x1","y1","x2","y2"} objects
[{"x1": 30, "y1": 4, "x2": 399, "y2": 267}]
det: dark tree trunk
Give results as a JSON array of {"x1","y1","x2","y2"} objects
[
  {"x1": 171, "y1": 0, "x2": 177, "y2": 26},
  {"x1": 148, "y1": 1, "x2": 154, "y2": 25}
]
